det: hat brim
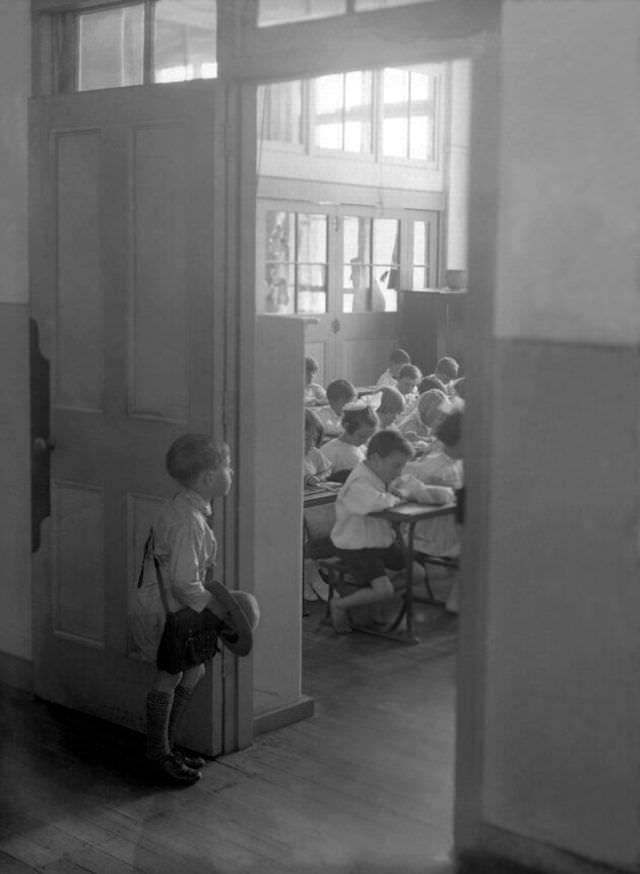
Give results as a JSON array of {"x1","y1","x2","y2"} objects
[{"x1": 207, "y1": 581, "x2": 255, "y2": 656}]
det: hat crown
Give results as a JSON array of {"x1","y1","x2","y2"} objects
[{"x1": 230, "y1": 591, "x2": 260, "y2": 631}]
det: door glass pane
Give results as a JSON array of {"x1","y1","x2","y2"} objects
[
  {"x1": 258, "y1": 0, "x2": 346, "y2": 27},
  {"x1": 297, "y1": 214, "x2": 327, "y2": 315},
  {"x1": 154, "y1": 0, "x2": 217, "y2": 82},
  {"x1": 78, "y1": 5, "x2": 144, "y2": 91},
  {"x1": 257, "y1": 81, "x2": 303, "y2": 144},
  {"x1": 412, "y1": 219, "x2": 433, "y2": 289},
  {"x1": 373, "y1": 219, "x2": 399, "y2": 312},
  {"x1": 343, "y1": 217, "x2": 380, "y2": 314},
  {"x1": 265, "y1": 210, "x2": 295, "y2": 314}
]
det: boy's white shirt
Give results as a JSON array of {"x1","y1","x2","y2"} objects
[
  {"x1": 153, "y1": 489, "x2": 215, "y2": 613},
  {"x1": 321, "y1": 438, "x2": 365, "y2": 472},
  {"x1": 304, "y1": 446, "x2": 332, "y2": 481},
  {"x1": 315, "y1": 405, "x2": 343, "y2": 437},
  {"x1": 331, "y1": 461, "x2": 401, "y2": 550},
  {"x1": 376, "y1": 369, "x2": 397, "y2": 388}
]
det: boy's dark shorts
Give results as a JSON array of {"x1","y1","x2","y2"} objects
[{"x1": 334, "y1": 543, "x2": 405, "y2": 588}]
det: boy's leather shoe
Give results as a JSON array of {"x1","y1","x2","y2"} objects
[
  {"x1": 173, "y1": 749, "x2": 206, "y2": 770},
  {"x1": 150, "y1": 753, "x2": 201, "y2": 784}
]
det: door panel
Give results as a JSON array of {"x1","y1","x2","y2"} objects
[{"x1": 30, "y1": 81, "x2": 242, "y2": 756}]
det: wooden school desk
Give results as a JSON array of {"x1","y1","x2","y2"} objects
[{"x1": 371, "y1": 500, "x2": 457, "y2": 644}]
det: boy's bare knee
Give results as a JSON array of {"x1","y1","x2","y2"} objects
[
  {"x1": 182, "y1": 663, "x2": 205, "y2": 689},
  {"x1": 370, "y1": 576, "x2": 395, "y2": 600},
  {"x1": 153, "y1": 670, "x2": 183, "y2": 693}
]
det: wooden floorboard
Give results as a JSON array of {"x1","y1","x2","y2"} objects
[{"x1": 0, "y1": 570, "x2": 457, "y2": 873}]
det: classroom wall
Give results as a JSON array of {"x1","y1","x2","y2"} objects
[
  {"x1": 465, "y1": 1, "x2": 640, "y2": 870},
  {"x1": 0, "y1": 0, "x2": 32, "y2": 684}
]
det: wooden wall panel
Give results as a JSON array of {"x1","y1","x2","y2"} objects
[
  {"x1": 53, "y1": 482, "x2": 104, "y2": 645},
  {"x1": 55, "y1": 130, "x2": 103, "y2": 411},
  {"x1": 129, "y1": 123, "x2": 188, "y2": 421},
  {"x1": 125, "y1": 492, "x2": 164, "y2": 659}
]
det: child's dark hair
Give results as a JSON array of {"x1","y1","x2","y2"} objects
[
  {"x1": 326, "y1": 378, "x2": 357, "y2": 405},
  {"x1": 366, "y1": 429, "x2": 413, "y2": 460},
  {"x1": 398, "y1": 364, "x2": 421, "y2": 382},
  {"x1": 435, "y1": 410, "x2": 463, "y2": 449},
  {"x1": 341, "y1": 405, "x2": 378, "y2": 435},
  {"x1": 166, "y1": 434, "x2": 229, "y2": 486},
  {"x1": 434, "y1": 356, "x2": 460, "y2": 382},
  {"x1": 389, "y1": 348, "x2": 411, "y2": 366},
  {"x1": 305, "y1": 356, "x2": 319, "y2": 377},
  {"x1": 304, "y1": 408, "x2": 324, "y2": 447},
  {"x1": 419, "y1": 374, "x2": 446, "y2": 394}
]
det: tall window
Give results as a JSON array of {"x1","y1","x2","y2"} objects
[
  {"x1": 264, "y1": 210, "x2": 328, "y2": 315},
  {"x1": 313, "y1": 72, "x2": 373, "y2": 153},
  {"x1": 258, "y1": 0, "x2": 346, "y2": 26}
]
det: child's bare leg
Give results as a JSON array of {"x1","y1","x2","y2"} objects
[
  {"x1": 330, "y1": 576, "x2": 394, "y2": 633},
  {"x1": 167, "y1": 664, "x2": 206, "y2": 768}
]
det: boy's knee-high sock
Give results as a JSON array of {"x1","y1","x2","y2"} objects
[
  {"x1": 146, "y1": 690, "x2": 173, "y2": 760},
  {"x1": 168, "y1": 683, "x2": 196, "y2": 750}
]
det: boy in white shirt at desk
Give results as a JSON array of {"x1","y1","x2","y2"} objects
[
  {"x1": 304, "y1": 408, "x2": 332, "y2": 487},
  {"x1": 396, "y1": 364, "x2": 422, "y2": 414},
  {"x1": 304, "y1": 356, "x2": 327, "y2": 406},
  {"x1": 316, "y1": 378, "x2": 357, "y2": 438},
  {"x1": 376, "y1": 348, "x2": 411, "y2": 388},
  {"x1": 328, "y1": 430, "x2": 413, "y2": 633},
  {"x1": 322, "y1": 401, "x2": 378, "y2": 481},
  {"x1": 376, "y1": 385, "x2": 405, "y2": 428}
]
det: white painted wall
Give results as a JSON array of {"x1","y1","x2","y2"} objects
[
  {"x1": 479, "y1": 1, "x2": 640, "y2": 869},
  {"x1": 0, "y1": 0, "x2": 31, "y2": 667}
]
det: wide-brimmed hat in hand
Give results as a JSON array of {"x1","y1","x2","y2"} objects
[{"x1": 208, "y1": 581, "x2": 260, "y2": 656}]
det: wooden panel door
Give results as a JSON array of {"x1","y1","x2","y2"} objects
[{"x1": 29, "y1": 81, "x2": 244, "y2": 756}]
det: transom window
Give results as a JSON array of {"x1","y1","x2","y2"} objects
[
  {"x1": 313, "y1": 72, "x2": 373, "y2": 153},
  {"x1": 264, "y1": 211, "x2": 328, "y2": 315},
  {"x1": 257, "y1": 0, "x2": 440, "y2": 27}
]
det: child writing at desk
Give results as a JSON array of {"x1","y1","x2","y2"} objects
[
  {"x1": 321, "y1": 400, "x2": 378, "y2": 482},
  {"x1": 328, "y1": 430, "x2": 413, "y2": 633},
  {"x1": 304, "y1": 408, "x2": 332, "y2": 487},
  {"x1": 316, "y1": 378, "x2": 357, "y2": 438}
]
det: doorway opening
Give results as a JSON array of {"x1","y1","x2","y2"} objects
[{"x1": 254, "y1": 57, "x2": 471, "y2": 854}]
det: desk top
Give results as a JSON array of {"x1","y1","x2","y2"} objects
[
  {"x1": 373, "y1": 501, "x2": 456, "y2": 523},
  {"x1": 303, "y1": 484, "x2": 340, "y2": 508}
]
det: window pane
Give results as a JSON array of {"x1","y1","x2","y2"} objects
[
  {"x1": 409, "y1": 114, "x2": 430, "y2": 160},
  {"x1": 154, "y1": 0, "x2": 217, "y2": 82},
  {"x1": 342, "y1": 217, "x2": 389, "y2": 314},
  {"x1": 257, "y1": 81, "x2": 303, "y2": 144},
  {"x1": 383, "y1": 68, "x2": 409, "y2": 105},
  {"x1": 344, "y1": 121, "x2": 368, "y2": 153},
  {"x1": 315, "y1": 123, "x2": 342, "y2": 150},
  {"x1": 297, "y1": 214, "x2": 327, "y2": 314},
  {"x1": 315, "y1": 74, "x2": 342, "y2": 115},
  {"x1": 259, "y1": 0, "x2": 346, "y2": 27},
  {"x1": 373, "y1": 219, "x2": 399, "y2": 312},
  {"x1": 264, "y1": 211, "x2": 294, "y2": 313},
  {"x1": 78, "y1": 6, "x2": 144, "y2": 91},
  {"x1": 383, "y1": 117, "x2": 407, "y2": 158}
]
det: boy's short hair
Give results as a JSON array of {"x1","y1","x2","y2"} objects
[
  {"x1": 417, "y1": 388, "x2": 448, "y2": 428},
  {"x1": 397, "y1": 364, "x2": 421, "y2": 382},
  {"x1": 305, "y1": 356, "x2": 319, "y2": 377},
  {"x1": 377, "y1": 385, "x2": 405, "y2": 416},
  {"x1": 304, "y1": 407, "x2": 324, "y2": 446},
  {"x1": 419, "y1": 374, "x2": 446, "y2": 394},
  {"x1": 326, "y1": 378, "x2": 357, "y2": 405},
  {"x1": 366, "y1": 429, "x2": 413, "y2": 460},
  {"x1": 389, "y1": 348, "x2": 411, "y2": 366},
  {"x1": 166, "y1": 434, "x2": 229, "y2": 486},
  {"x1": 341, "y1": 405, "x2": 378, "y2": 435},
  {"x1": 434, "y1": 356, "x2": 460, "y2": 382},
  {"x1": 436, "y1": 409, "x2": 463, "y2": 449}
]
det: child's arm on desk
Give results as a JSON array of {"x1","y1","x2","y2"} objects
[
  {"x1": 341, "y1": 477, "x2": 402, "y2": 515},
  {"x1": 391, "y1": 474, "x2": 454, "y2": 505}
]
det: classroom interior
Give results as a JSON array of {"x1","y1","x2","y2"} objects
[{"x1": 2, "y1": 2, "x2": 640, "y2": 873}]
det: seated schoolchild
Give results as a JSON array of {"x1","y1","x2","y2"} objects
[
  {"x1": 304, "y1": 356, "x2": 328, "y2": 406},
  {"x1": 316, "y1": 378, "x2": 357, "y2": 438},
  {"x1": 398, "y1": 387, "x2": 448, "y2": 447},
  {"x1": 303, "y1": 408, "x2": 332, "y2": 488},
  {"x1": 418, "y1": 374, "x2": 447, "y2": 395},
  {"x1": 375, "y1": 348, "x2": 411, "y2": 388},
  {"x1": 376, "y1": 385, "x2": 405, "y2": 429},
  {"x1": 322, "y1": 402, "x2": 378, "y2": 481},
  {"x1": 423, "y1": 356, "x2": 460, "y2": 396},
  {"x1": 402, "y1": 408, "x2": 464, "y2": 612},
  {"x1": 395, "y1": 364, "x2": 422, "y2": 414},
  {"x1": 328, "y1": 430, "x2": 413, "y2": 633}
]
